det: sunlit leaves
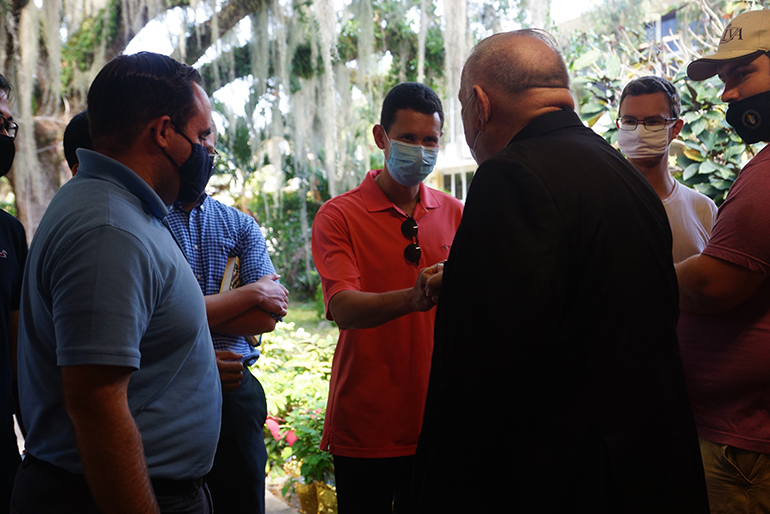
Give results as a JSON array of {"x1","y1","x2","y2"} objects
[
  {"x1": 564, "y1": 18, "x2": 744, "y2": 205},
  {"x1": 573, "y1": 49, "x2": 602, "y2": 70}
]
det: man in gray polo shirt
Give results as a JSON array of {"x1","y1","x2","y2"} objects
[{"x1": 12, "y1": 52, "x2": 221, "y2": 514}]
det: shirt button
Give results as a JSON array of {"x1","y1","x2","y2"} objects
[{"x1": 194, "y1": 244, "x2": 199, "y2": 250}]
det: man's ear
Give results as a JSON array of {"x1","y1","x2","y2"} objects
[
  {"x1": 150, "y1": 116, "x2": 174, "y2": 149},
  {"x1": 473, "y1": 85, "x2": 491, "y2": 132},
  {"x1": 373, "y1": 124, "x2": 388, "y2": 150},
  {"x1": 671, "y1": 118, "x2": 684, "y2": 140}
]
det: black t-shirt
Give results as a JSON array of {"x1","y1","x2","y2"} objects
[{"x1": 0, "y1": 209, "x2": 26, "y2": 421}]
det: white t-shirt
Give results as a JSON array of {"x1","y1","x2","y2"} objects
[{"x1": 661, "y1": 180, "x2": 717, "y2": 263}]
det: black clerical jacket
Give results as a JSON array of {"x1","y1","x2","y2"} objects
[{"x1": 413, "y1": 109, "x2": 709, "y2": 513}]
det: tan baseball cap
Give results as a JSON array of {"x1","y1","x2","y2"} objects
[{"x1": 688, "y1": 10, "x2": 770, "y2": 81}]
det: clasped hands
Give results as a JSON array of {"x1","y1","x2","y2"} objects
[
  {"x1": 244, "y1": 273, "x2": 289, "y2": 316},
  {"x1": 411, "y1": 261, "x2": 445, "y2": 311}
]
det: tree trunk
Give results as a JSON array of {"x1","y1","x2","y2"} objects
[
  {"x1": 530, "y1": 0, "x2": 550, "y2": 29},
  {"x1": 13, "y1": 117, "x2": 69, "y2": 241}
]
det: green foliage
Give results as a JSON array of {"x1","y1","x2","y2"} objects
[
  {"x1": 61, "y1": 0, "x2": 122, "y2": 92},
  {"x1": 568, "y1": 31, "x2": 629, "y2": 131},
  {"x1": 468, "y1": 0, "x2": 520, "y2": 35},
  {"x1": 228, "y1": 117, "x2": 257, "y2": 170},
  {"x1": 258, "y1": 321, "x2": 335, "y2": 417},
  {"x1": 0, "y1": 202, "x2": 14, "y2": 216},
  {"x1": 61, "y1": 17, "x2": 101, "y2": 89},
  {"x1": 339, "y1": 0, "x2": 445, "y2": 92},
  {"x1": 291, "y1": 43, "x2": 319, "y2": 81},
  {"x1": 314, "y1": 283, "x2": 327, "y2": 323},
  {"x1": 583, "y1": 0, "x2": 650, "y2": 36},
  {"x1": 281, "y1": 407, "x2": 334, "y2": 491},
  {"x1": 563, "y1": 8, "x2": 748, "y2": 205},
  {"x1": 252, "y1": 188, "x2": 325, "y2": 300},
  {"x1": 212, "y1": 101, "x2": 328, "y2": 302},
  {"x1": 0, "y1": 178, "x2": 16, "y2": 217},
  {"x1": 676, "y1": 73, "x2": 748, "y2": 203},
  {"x1": 254, "y1": 320, "x2": 337, "y2": 484}
]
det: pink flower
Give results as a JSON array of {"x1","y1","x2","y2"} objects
[
  {"x1": 285, "y1": 431, "x2": 298, "y2": 447},
  {"x1": 265, "y1": 417, "x2": 282, "y2": 441}
]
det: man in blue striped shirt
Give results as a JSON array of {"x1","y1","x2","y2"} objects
[{"x1": 166, "y1": 123, "x2": 287, "y2": 514}]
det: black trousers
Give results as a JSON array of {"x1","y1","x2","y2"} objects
[
  {"x1": 0, "y1": 415, "x2": 20, "y2": 514},
  {"x1": 206, "y1": 370, "x2": 268, "y2": 514},
  {"x1": 10, "y1": 455, "x2": 213, "y2": 514},
  {"x1": 333, "y1": 454, "x2": 415, "y2": 514}
]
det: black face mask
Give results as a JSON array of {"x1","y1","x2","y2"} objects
[
  {"x1": 175, "y1": 135, "x2": 214, "y2": 204},
  {"x1": 159, "y1": 127, "x2": 214, "y2": 204},
  {"x1": 726, "y1": 90, "x2": 770, "y2": 144},
  {"x1": 0, "y1": 135, "x2": 15, "y2": 177}
]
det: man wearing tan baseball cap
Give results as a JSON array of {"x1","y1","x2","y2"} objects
[
  {"x1": 688, "y1": 9, "x2": 770, "y2": 81},
  {"x1": 678, "y1": 9, "x2": 770, "y2": 512}
]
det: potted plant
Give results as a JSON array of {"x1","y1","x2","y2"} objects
[{"x1": 280, "y1": 406, "x2": 336, "y2": 514}]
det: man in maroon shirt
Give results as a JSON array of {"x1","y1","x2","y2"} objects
[{"x1": 681, "y1": 9, "x2": 770, "y2": 511}]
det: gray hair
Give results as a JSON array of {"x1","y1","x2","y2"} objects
[{"x1": 463, "y1": 29, "x2": 570, "y2": 95}]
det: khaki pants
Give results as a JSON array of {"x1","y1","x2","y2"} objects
[{"x1": 700, "y1": 437, "x2": 770, "y2": 513}]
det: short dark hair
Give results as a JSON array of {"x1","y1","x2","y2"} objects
[
  {"x1": 619, "y1": 76, "x2": 681, "y2": 119},
  {"x1": 0, "y1": 74, "x2": 11, "y2": 98},
  {"x1": 380, "y1": 82, "x2": 444, "y2": 133},
  {"x1": 63, "y1": 111, "x2": 92, "y2": 170},
  {"x1": 87, "y1": 52, "x2": 202, "y2": 152}
]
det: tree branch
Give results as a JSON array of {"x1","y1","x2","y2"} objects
[
  {"x1": 173, "y1": 0, "x2": 269, "y2": 65},
  {"x1": 105, "y1": 0, "x2": 189, "y2": 60},
  {"x1": 199, "y1": 44, "x2": 252, "y2": 95}
]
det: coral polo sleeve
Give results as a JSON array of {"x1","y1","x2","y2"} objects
[{"x1": 312, "y1": 204, "x2": 362, "y2": 320}]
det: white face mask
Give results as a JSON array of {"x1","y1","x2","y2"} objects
[{"x1": 617, "y1": 125, "x2": 670, "y2": 159}]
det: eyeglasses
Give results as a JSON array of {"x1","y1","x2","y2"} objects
[
  {"x1": 209, "y1": 149, "x2": 220, "y2": 168},
  {"x1": 401, "y1": 216, "x2": 421, "y2": 265},
  {"x1": 616, "y1": 116, "x2": 676, "y2": 132},
  {"x1": 0, "y1": 114, "x2": 18, "y2": 139},
  {"x1": 171, "y1": 122, "x2": 220, "y2": 169}
]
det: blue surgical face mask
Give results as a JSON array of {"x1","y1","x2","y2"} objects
[{"x1": 385, "y1": 135, "x2": 439, "y2": 187}]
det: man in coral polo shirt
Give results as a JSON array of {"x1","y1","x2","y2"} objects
[{"x1": 311, "y1": 82, "x2": 463, "y2": 513}]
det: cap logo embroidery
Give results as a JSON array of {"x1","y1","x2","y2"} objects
[
  {"x1": 0, "y1": 250, "x2": 6, "y2": 258},
  {"x1": 721, "y1": 25, "x2": 743, "y2": 44}
]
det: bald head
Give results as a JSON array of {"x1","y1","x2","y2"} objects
[
  {"x1": 459, "y1": 29, "x2": 574, "y2": 164},
  {"x1": 462, "y1": 29, "x2": 570, "y2": 98}
]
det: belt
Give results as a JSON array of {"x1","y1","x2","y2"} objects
[
  {"x1": 25, "y1": 454, "x2": 205, "y2": 497},
  {"x1": 151, "y1": 476, "x2": 206, "y2": 496}
]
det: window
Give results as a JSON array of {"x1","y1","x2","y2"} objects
[{"x1": 440, "y1": 166, "x2": 475, "y2": 202}]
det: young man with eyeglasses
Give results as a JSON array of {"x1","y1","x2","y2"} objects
[
  {"x1": 0, "y1": 73, "x2": 26, "y2": 514},
  {"x1": 676, "y1": 9, "x2": 770, "y2": 511},
  {"x1": 616, "y1": 76, "x2": 717, "y2": 263},
  {"x1": 311, "y1": 82, "x2": 463, "y2": 513}
]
